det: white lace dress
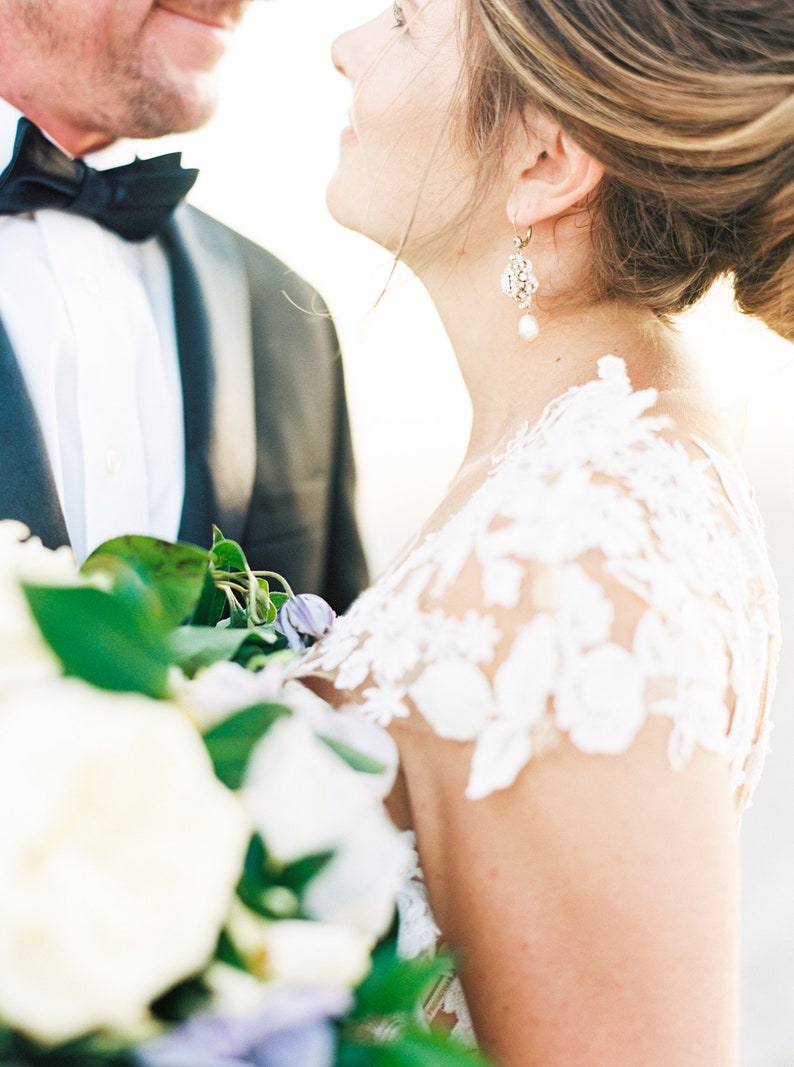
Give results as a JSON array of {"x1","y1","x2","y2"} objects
[{"x1": 294, "y1": 355, "x2": 780, "y2": 1042}]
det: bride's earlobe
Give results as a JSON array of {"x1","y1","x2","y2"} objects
[{"x1": 507, "y1": 117, "x2": 604, "y2": 228}]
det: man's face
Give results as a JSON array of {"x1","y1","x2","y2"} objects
[{"x1": 0, "y1": 0, "x2": 252, "y2": 154}]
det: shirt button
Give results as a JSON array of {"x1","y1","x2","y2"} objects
[
  {"x1": 105, "y1": 449, "x2": 121, "y2": 475},
  {"x1": 81, "y1": 273, "x2": 100, "y2": 297}
]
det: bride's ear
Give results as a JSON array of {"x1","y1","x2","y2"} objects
[{"x1": 506, "y1": 110, "x2": 604, "y2": 229}]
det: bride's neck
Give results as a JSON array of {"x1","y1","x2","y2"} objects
[{"x1": 415, "y1": 246, "x2": 687, "y2": 464}]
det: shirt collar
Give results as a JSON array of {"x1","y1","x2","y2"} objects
[
  {"x1": 0, "y1": 98, "x2": 24, "y2": 173},
  {"x1": 0, "y1": 96, "x2": 174, "y2": 173}
]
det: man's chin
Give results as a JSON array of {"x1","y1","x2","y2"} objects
[{"x1": 125, "y1": 74, "x2": 220, "y2": 139}]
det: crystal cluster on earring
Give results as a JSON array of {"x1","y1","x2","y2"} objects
[{"x1": 501, "y1": 230, "x2": 540, "y2": 341}]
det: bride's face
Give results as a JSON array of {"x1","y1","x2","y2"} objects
[{"x1": 327, "y1": 0, "x2": 470, "y2": 256}]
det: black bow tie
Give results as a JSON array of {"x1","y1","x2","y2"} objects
[{"x1": 0, "y1": 118, "x2": 199, "y2": 241}]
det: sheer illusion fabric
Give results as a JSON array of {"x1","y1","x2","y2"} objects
[{"x1": 295, "y1": 356, "x2": 780, "y2": 1040}]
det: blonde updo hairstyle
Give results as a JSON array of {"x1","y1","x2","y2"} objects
[{"x1": 464, "y1": 0, "x2": 794, "y2": 340}]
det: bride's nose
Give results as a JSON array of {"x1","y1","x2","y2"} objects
[
  {"x1": 331, "y1": 13, "x2": 381, "y2": 81},
  {"x1": 331, "y1": 28, "x2": 355, "y2": 80}
]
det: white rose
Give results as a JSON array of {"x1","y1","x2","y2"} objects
[
  {"x1": 241, "y1": 716, "x2": 384, "y2": 863},
  {"x1": 264, "y1": 921, "x2": 372, "y2": 989},
  {"x1": 227, "y1": 906, "x2": 372, "y2": 990},
  {"x1": 0, "y1": 521, "x2": 76, "y2": 694},
  {"x1": 303, "y1": 807, "x2": 411, "y2": 940},
  {"x1": 0, "y1": 678, "x2": 250, "y2": 1045}
]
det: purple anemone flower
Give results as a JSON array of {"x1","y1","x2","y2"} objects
[
  {"x1": 275, "y1": 594, "x2": 336, "y2": 651},
  {"x1": 135, "y1": 984, "x2": 350, "y2": 1067}
]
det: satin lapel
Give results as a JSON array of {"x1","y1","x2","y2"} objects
[
  {"x1": 161, "y1": 207, "x2": 256, "y2": 548},
  {"x1": 0, "y1": 318, "x2": 69, "y2": 547}
]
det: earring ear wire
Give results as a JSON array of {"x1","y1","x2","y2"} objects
[{"x1": 501, "y1": 220, "x2": 540, "y2": 342}]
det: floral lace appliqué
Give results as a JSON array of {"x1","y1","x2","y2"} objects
[
  {"x1": 299, "y1": 355, "x2": 779, "y2": 803},
  {"x1": 294, "y1": 355, "x2": 780, "y2": 1041}
]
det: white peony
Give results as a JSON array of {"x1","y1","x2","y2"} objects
[
  {"x1": 0, "y1": 521, "x2": 76, "y2": 695},
  {"x1": 0, "y1": 678, "x2": 250, "y2": 1045}
]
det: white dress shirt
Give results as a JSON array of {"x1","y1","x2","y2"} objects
[{"x1": 0, "y1": 98, "x2": 185, "y2": 561}]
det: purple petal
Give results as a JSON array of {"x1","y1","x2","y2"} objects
[
  {"x1": 276, "y1": 595, "x2": 336, "y2": 651},
  {"x1": 251, "y1": 1018, "x2": 336, "y2": 1067},
  {"x1": 135, "y1": 985, "x2": 350, "y2": 1067}
]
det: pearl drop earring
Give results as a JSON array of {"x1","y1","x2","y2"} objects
[{"x1": 500, "y1": 222, "x2": 540, "y2": 341}]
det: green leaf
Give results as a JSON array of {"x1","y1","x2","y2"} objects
[
  {"x1": 170, "y1": 624, "x2": 285, "y2": 677},
  {"x1": 203, "y1": 702, "x2": 291, "y2": 788},
  {"x1": 228, "y1": 594, "x2": 251, "y2": 629},
  {"x1": 236, "y1": 834, "x2": 300, "y2": 919},
  {"x1": 82, "y1": 535, "x2": 210, "y2": 628},
  {"x1": 231, "y1": 634, "x2": 290, "y2": 672},
  {"x1": 237, "y1": 833, "x2": 273, "y2": 916},
  {"x1": 190, "y1": 563, "x2": 228, "y2": 627},
  {"x1": 339, "y1": 1025, "x2": 493, "y2": 1067},
  {"x1": 170, "y1": 625, "x2": 255, "y2": 675},
  {"x1": 211, "y1": 536, "x2": 249, "y2": 574},
  {"x1": 194, "y1": 530, "x2": 292, "y2": 631},
  {"x1": 280, "y1": 849, "x2": 335, "y2": 893},
  {"x1": 192, "y1": 529, "x2": 250, "y2": 628},
  {"x1": 3, "y1": 1028, "x2": 138, "y2": 1065},
  {"x1": 318, "y1": 735, "x2": 388, "y2": 775},
  {"x1": 334, "y1": 1042, "x2": 376, "y2": 1067},
  {"x1": 216, "y1": 928, "x2": 249, "y2": 971},
  {"x1": 350, "y1": 941, "x2": 452, "y2": 1021},
  {"x1": 235, "y1": 834, "x2": 329, "y2": 918},
  {"x1": 150, "y1": 975, "x2": 211, "y2": 1023},
  {"x1": 23, "y1": 584, "x2": 172, "y2": 699},
  {"x1": 253, "y1": 583, "x2": 290, "y2": 625}
]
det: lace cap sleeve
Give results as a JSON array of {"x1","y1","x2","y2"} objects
[{"x1": 298, "y1": 357, "x2": 779, "y2": 806}]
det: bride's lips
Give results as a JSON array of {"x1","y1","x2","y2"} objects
[{"x1": 340, "y1": 114, "x2": 359, "y2": 145}]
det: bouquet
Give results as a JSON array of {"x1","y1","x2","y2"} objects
[{"x1": 0, "y1": 521, "x2": 490, "y2": 1067}]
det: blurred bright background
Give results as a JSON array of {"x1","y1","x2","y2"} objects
[{"x1": 174, "y1": 2, "x2": 793, "y2": 1061}]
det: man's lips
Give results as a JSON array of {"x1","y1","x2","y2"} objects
[
  {"x1": 153, "y1": 1, "x2": 246, "y2": 33},
  {"x1": 148, "y1": 3, "x2": 245, "y2": 67}
]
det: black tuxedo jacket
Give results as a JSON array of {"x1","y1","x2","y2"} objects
[{"x1": 0, "y1": 205, "x2": 368, "y2": 612}]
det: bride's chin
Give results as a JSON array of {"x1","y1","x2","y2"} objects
[
  {"x1": 325, "y1": 178, "x2": 359, "y2": 233},
  {"x1": 325, "y1": 185, "x2": 388, "y2": 249}
]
